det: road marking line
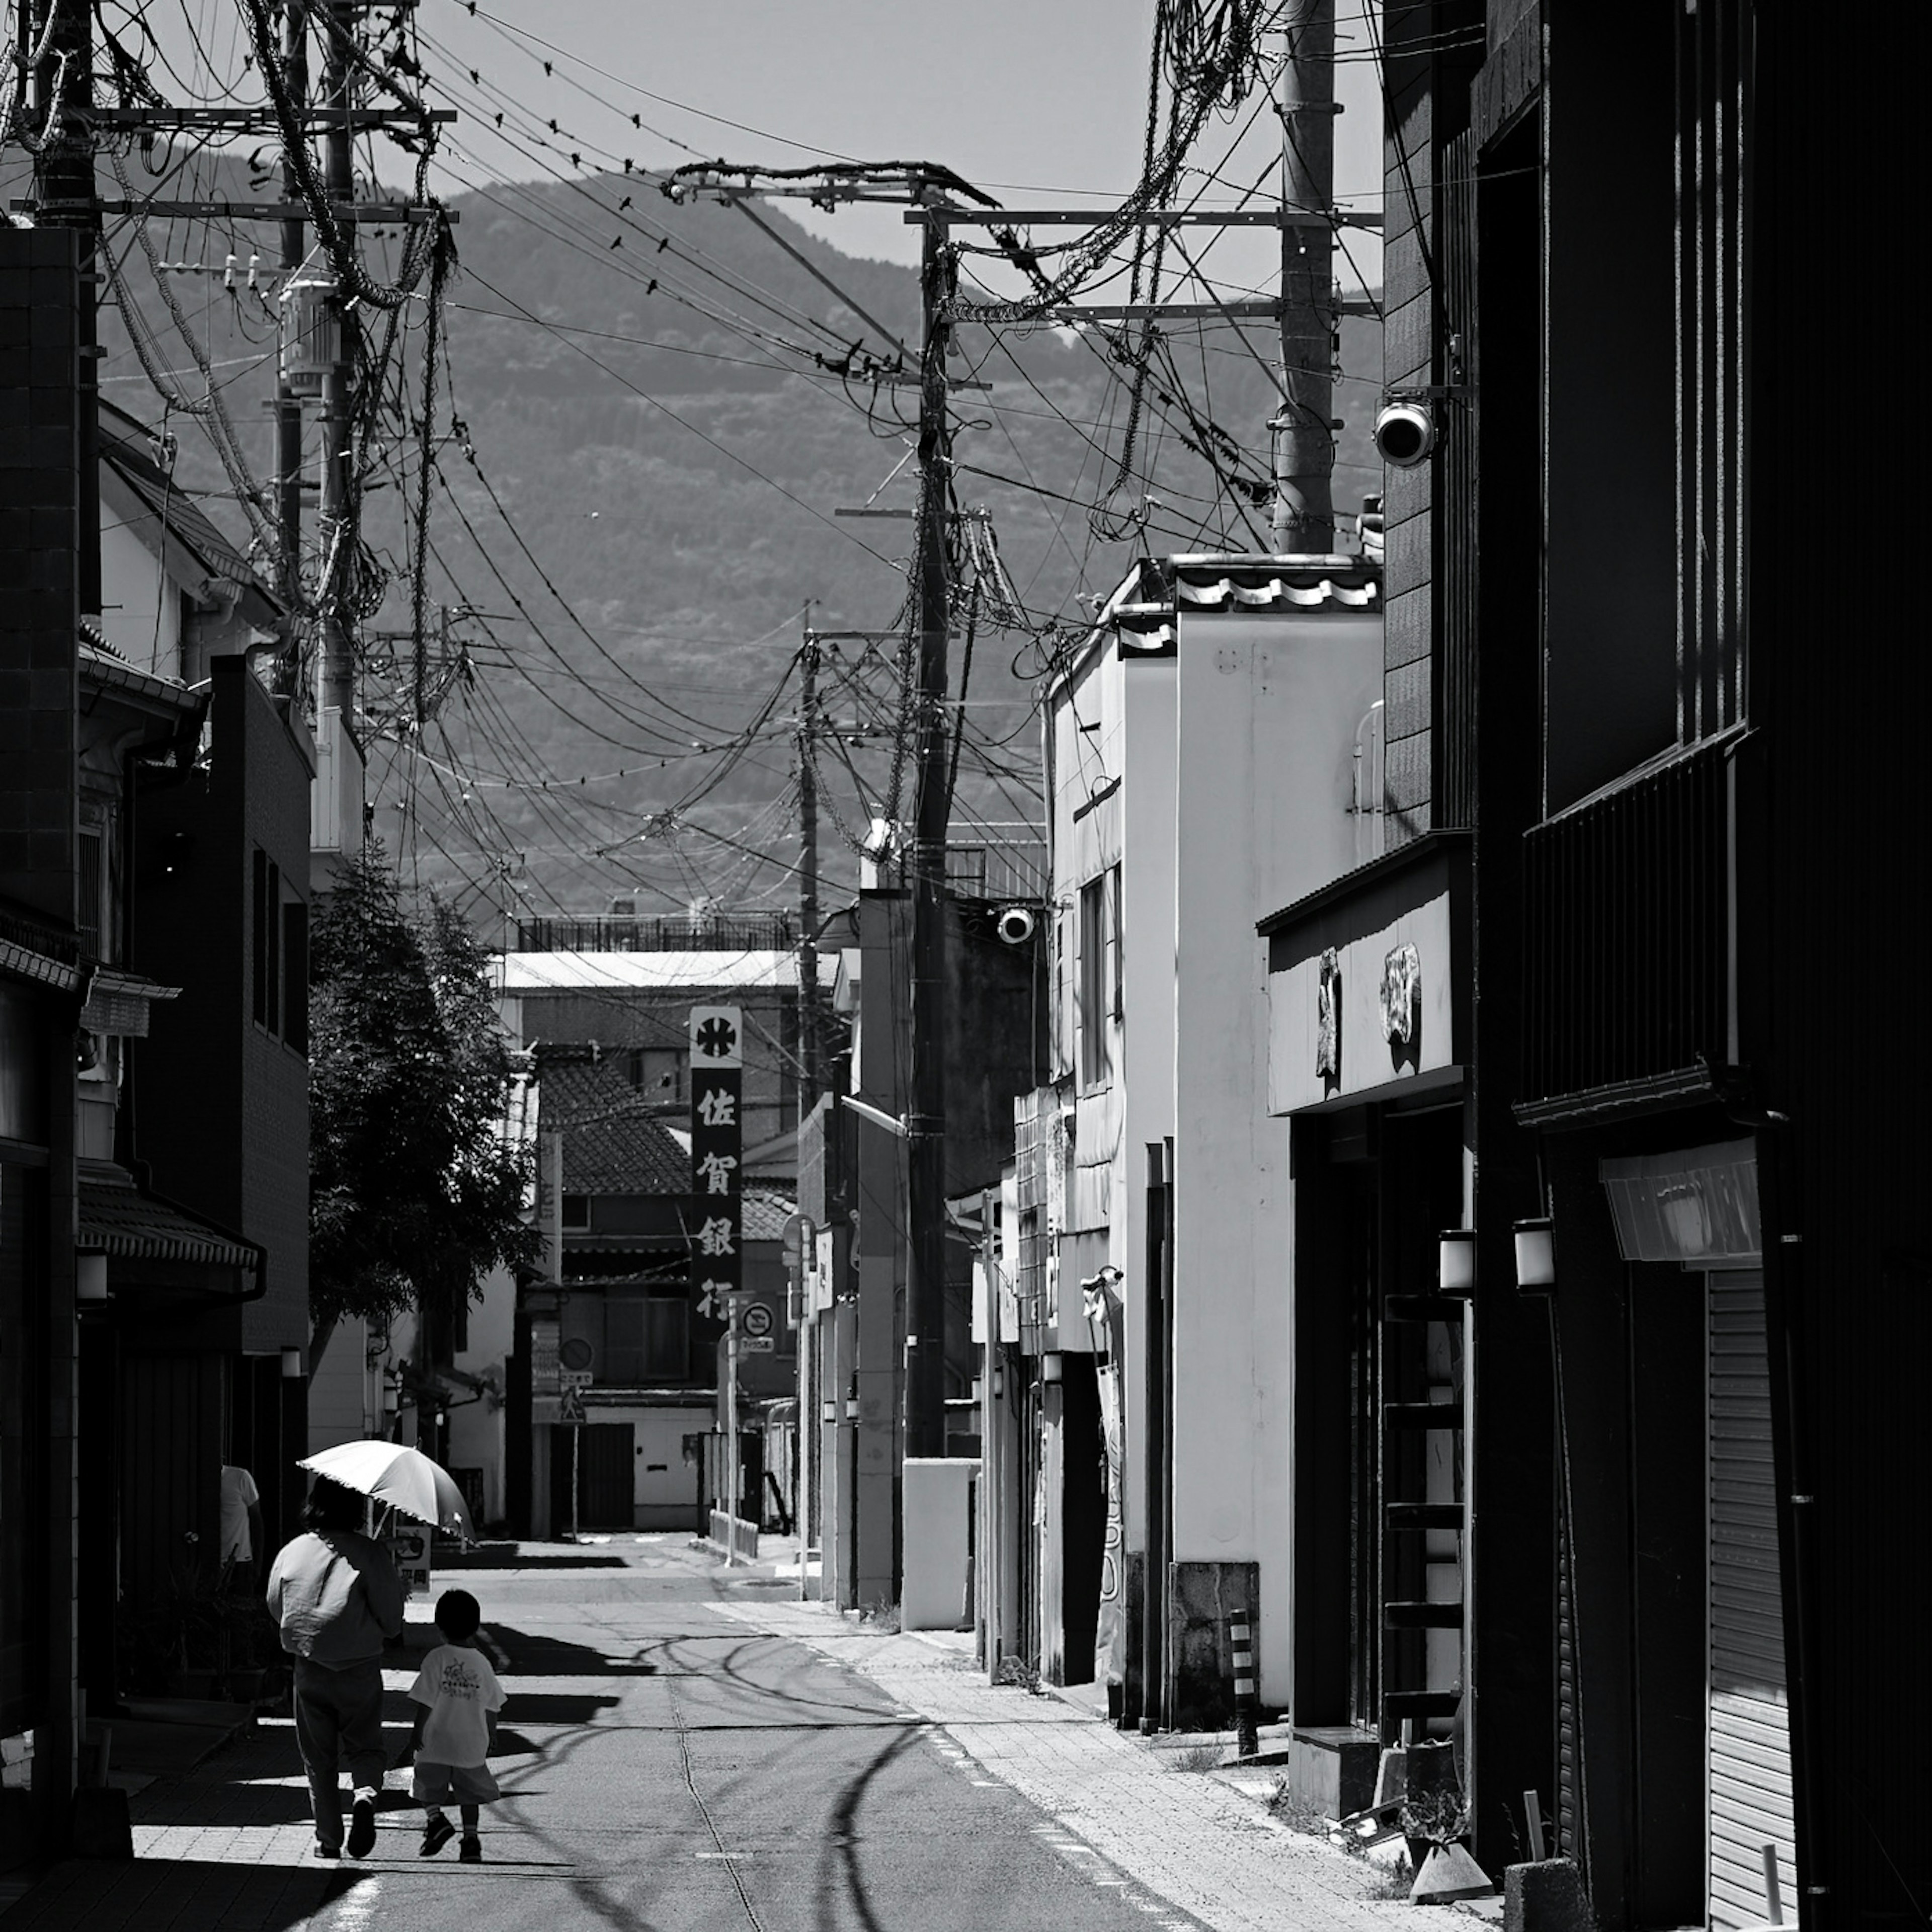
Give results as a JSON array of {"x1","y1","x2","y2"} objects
[
  {"x1": 323, "y1": 1875, "x2": 382, "y2": 1931},
  {"x1": 971, "y1": 1780, "x2": 1001, "y2": 1787}
]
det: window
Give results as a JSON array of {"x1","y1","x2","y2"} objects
[
  {"x1": 251, "y1": 850, "x2": 277, "y2": 1030},
  {"x1": 281, "y1": 901, "x2": 308, "y2": 1054},
  {"x1": 76, "y1": 827, "x2": 104, "y2": 960},
  {"x1": 561, "y1": 1194, "x2": 591, "y2": 1231},
  {"x1": 252, "y1": 848, "x2": 307, "y2": 1050},
  {"x1": 626, "y1": 1046, "x2": 682, "y2": 1102},
  {"x1": 604, "y1": 1293, "x2": 689, "y2": 1385},
  {"x1": 1077, "y1": 867, "x2": 1120, "y2": 1089}
]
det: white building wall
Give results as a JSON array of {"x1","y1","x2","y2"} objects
[
  {"x1": 1116, "y1": 656, "x2": 1178, "y2": 1548},
  {"x1": 98, "y1": 472, "x2": 182, "y2": 674},
  {"x1": 450, "y1": 1262, "x2": 516, "y2": 1525},
  {"x1": 1169, "y1": 609, "x2": 1381, "y2": 1705},
  {"x1": 308, "y1": 1317, "x2": 372, "y2": 1454}
]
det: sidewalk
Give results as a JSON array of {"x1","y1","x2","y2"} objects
[
  {"x1": 0, "y1": 1605, "x2": 450, "y2": 1931},
  {"x1": 712, "y1": 1595, "x2": 1455, "y2": 1932}
]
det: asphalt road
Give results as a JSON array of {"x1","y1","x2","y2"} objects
[{"x1": 309, "y1": 1539, "x2": 1193, "y2": 1932}]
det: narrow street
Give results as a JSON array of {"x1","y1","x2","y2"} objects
[
  {"x1": 332, "y1": 1539, "x2": 1184, "y2": 1932},
  {"x1": 12, "y1": 1537, "x2": 1412, "y2": 1932}
]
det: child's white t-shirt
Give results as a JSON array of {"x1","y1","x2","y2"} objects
[{"x1": 408, "y1": 1643, "x2": 506, "y2": 1767}]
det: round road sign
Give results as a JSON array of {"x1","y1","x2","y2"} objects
[{"x1": 741, "y1": 1302, "x2": 774, "y2": 1339}]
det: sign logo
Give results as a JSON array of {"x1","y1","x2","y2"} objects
[
  {"x1": 1315, "y1": 948, "x2": 1342, "y2": 1082},
  {"x1": 1380, "y1": 942, "x2": 1420, "y2": 1046},
  {"x1": 689, "y1": 1006, "x2": 743, "y2": 1069}
]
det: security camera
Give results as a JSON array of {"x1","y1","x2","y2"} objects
[
  {"x1": 995, "y1": 905, "x2": 1037, "y2": 945},
  {"x1": 1374, "y1": 398, "x2": 1436, "y2": 468}
]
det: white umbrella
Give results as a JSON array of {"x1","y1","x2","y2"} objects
[{"x1": 299, "y1": 1440, "x2": 475, "y2": 1541}]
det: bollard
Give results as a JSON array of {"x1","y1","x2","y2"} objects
[
  {"x1": 1761, "y1": 1844, "x2": 1784, "y2": 1924},
  {"x1": 1227, "y1": 1607, "x2": 1259, "y2": 1757}
]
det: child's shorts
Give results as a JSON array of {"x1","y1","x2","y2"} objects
[{"x1": 413, "y1": 1759, "x2": 500, "y2": 1805}]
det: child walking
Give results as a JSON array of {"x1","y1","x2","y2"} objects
[{"x1": 408, "y1": 1589, "x2": 507, "y2": 1862}]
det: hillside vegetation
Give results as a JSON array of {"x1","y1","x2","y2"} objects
[{"x1": 86, "y1": 157, "x2": 1383, "y2": 917}]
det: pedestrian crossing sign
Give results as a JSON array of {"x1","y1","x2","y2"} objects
[{"x1": 559, "y1": 1386, "x2": 587, "y2": 1425}]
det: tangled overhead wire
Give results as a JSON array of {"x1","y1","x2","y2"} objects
[{"x1": 954, "y1": 0, "x2": 1289, "y2": 327}]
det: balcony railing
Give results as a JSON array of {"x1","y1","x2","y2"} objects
[
  {"x1": 515, "y1": 912, "x2": 797, "y2": 954},
  {"x1": 1520, "y1": 735, "x2": 1735, "y2": 1109}
]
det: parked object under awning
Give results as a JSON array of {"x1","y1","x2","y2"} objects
[{"x1": 77, "y1": 1162, "x2": 262, "y2": 1272}]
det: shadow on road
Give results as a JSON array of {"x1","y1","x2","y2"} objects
[
  {"x1": 814, "y1": 1724, "x2": 921, "y2": 1932},
  {"x1": 0, "y1": 1858, "x2": 364, "y2": 1929},
  {"x1": 490, "y1": 1625, "x2": 661, "y2": 1677}
]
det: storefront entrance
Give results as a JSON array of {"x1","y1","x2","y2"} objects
[{"x1": 550, "y1": 1422, "x2": 635, "y2": 1530}]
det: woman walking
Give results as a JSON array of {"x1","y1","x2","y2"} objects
[{"x1": 266, "y1": 1475, "x2": 407, "y2": 1860}]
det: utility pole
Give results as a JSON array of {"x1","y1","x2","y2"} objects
[
  {"x1": 1270, "y1": 0, "x2": 1337, "y2": 554},
  {"x1": 318, "y1": 0, "x2": 364, "y2": 855},
  {"x1": 26, "y1": 0, "x2": 98, "y2": 1834},
  {"x1": 797, "y1": 604, "x2": 822, "y2": 1118},
  {"x1": 904, "y1": 203, "x2": 954, "y2": 1461},
  {"x1": 33, "y1": 0, "x2": 102, "y2": 618},
  {"x1": 277, "y1": 1, "x2": 308, "y2": 631}
]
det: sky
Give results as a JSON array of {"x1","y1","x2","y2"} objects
[{"x1": 340, "y1": 1, "x2": 1381, "y2": 289}]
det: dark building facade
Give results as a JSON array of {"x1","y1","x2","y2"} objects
[
  {"x1": 1259, "y1": 7, "x2": 1925, "y2": 1926},
  {"x1": 1, "y1": 228, "x2": 310, "y2": 1867}
]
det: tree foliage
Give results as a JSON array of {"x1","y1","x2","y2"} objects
[{"x1": 308, "y1": 845, "x2": 538, "y2": 1331}]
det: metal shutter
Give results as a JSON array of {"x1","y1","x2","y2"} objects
[
  {"x1": 1555, "y1": 1480, "x2": 1581, "y2": 1864},
  {"x1": 1708, "y1": 1270, "x2": 1797, "y2": 1927}
]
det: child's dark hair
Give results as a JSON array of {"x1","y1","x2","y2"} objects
[{"x1": 434, "y1": 1588, "x2": 481, "y2": 1642}]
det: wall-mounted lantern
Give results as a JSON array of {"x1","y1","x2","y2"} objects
[
  {"x1": 1513, "y1": 1218, "x2": 1556, "y2": 1294},
  {"x1": 1437, "y1": 1229, "x2": 1476, "y2": 1298}
]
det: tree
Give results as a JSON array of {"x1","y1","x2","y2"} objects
[{"x1": 308, "y1": 845, "x2": 538, "y2": 1336}]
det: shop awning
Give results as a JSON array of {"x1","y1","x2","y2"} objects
[{"x1": 77, "y1": 1164, "x2": 263, "y2": 1272}]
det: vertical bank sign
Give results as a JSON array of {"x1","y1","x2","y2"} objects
[{"x1": 689, "y1": 1005, "x2": 744, "y2": 1316}]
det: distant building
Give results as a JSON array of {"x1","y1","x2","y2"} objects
[{"x1": 482, "y1": 919, "x2": 818, "y2": 1539}]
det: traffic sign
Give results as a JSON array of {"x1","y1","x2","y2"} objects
[
  {"x1": 559, "y1": 1386, "x2": 586, "y2": 1425},
  {"x1": 741, "y1": 1302, "x2": 774, "y2": 1339},
  {"x1": 560, "y1": 1366, "x2": 594, "y2": 1391},
  {"x1": 740, "y1": 1335, "x2": 776, "y2": 1354}
]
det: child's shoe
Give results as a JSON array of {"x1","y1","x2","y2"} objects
[
  {"x1": 459, "y1": 1834, "x2": 482, "y2": 1863},
  {"x1": 420, "y1": 1814, "x2": 455, "y2": 1858},
  {"x1": 346, "y1": 1792, "x2": 377, "y2": 1858}
]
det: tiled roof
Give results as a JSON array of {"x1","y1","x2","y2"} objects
[
  {"x1": 538, "y1": 1051, "x2": 690, "y2": 1195},
  {"x1": 98, "y1": 401, "x2": 280, "y2": 611},
  {"x1": 536, "y1": 1052, "x2": 800, "y2": 1229},
  {"x1": 742, "y1": 1189, "x2": 796, "y2": 1241},
  {"x1": 77, "y1": 1162, "x2": 262, "y2": 1272}
]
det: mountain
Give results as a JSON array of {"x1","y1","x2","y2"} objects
[{"x1": 74, "y1": 154, "x2": 1383, "y2": 921}]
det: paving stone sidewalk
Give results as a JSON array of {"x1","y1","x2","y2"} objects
[
  {"x1": 0, "y1": 1635, "x2": 436, "y2": 1930},
  {"x1": 713, "y1": 1597, "x2": 1446, "y2": 1932}
]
